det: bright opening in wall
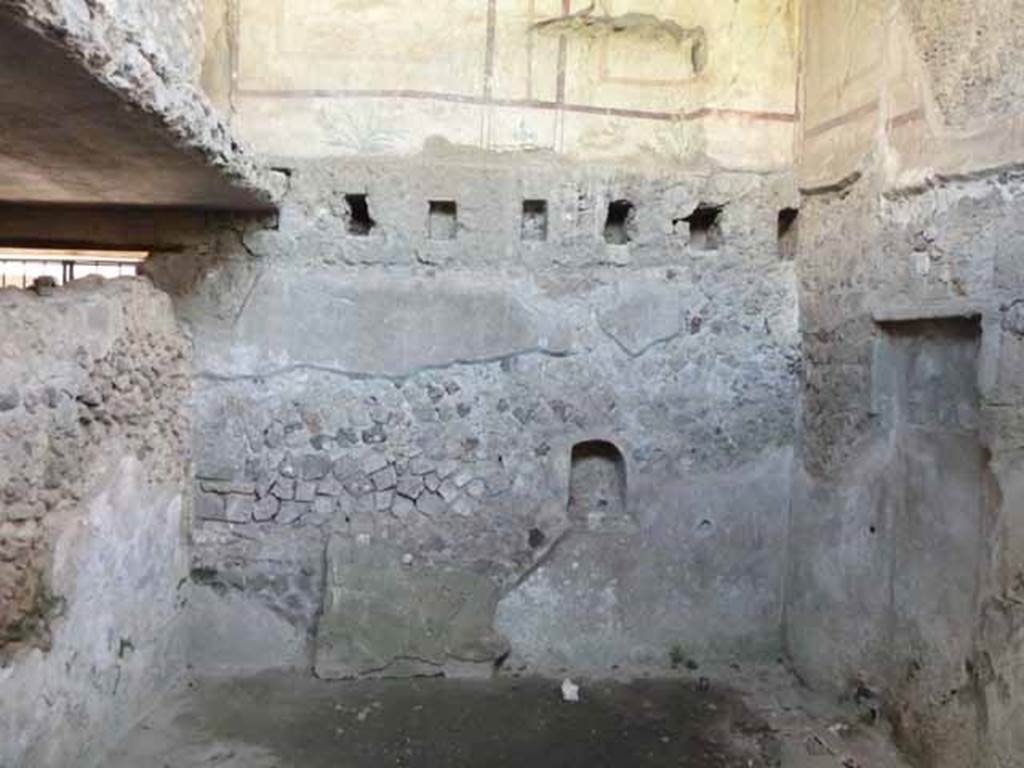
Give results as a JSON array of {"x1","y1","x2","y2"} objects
[{"x1": 0, "y1": 247, "x2": 148, "y2": 290}]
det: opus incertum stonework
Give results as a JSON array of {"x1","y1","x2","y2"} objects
[{"x1": 1, "y1": 2, "x2": 1023, "y2": 767}]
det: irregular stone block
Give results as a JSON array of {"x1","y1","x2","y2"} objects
[
  {"x1": 485, "y1": 473, "x2": 512, "y2": 495},
  {"x1": 195, "y1": 492, "x2": 226, "y2": 521},
  {"x1": 253, "y1": 496, "x2": 279, "y2": 523},
  {"x1": 300, "y1": 454, "x2": 332, "y2": 480},
  {"x1": 396, "y1": 474, "x2": 424, "y2": 500},
  {"x1": 278, "y1": 501, "x2": 310, "y2": 525},
  {"x1": 371, "y1": 465, "x2": 397, "y2": 491},
  {"x1": 316, "y1": 476, "x2": 344, "y2": 497},
  {"x1": 224, "y1": 495, "x2": 255, "y2": 524},
  {"x1": 200, "y1": 479, "x2": 257, "y2": 496},
  {"x1": 438, "y1": 478, "x2": 460, "y2": 503},
  {"x1": 436, "y1": 459, "x2": 459, "y2": 479},
  {"x1": 409, "y1": 458, "x2": 433, "y2": 475},
  {"x1": 332, "y1": 456, "x2": 359, "y2": 480},
  {"x1": 311, "y1": 496, "x2": 335, "y2": 522},
  {"x1": 392, "y1": 496, "x2": 415, "y2": 520},
  {"x1": 315, "y1": 537, "x2": 509, "y2": 679},
  {"x1": 344, "y1": 473, "x2": 374, "y2": 497},
  {"x1": 353, "y1": 494, "x2": 375, "y2": 515},
  {"x1": 361, "y1": 453, "x2": 389, "y2": 475},
  {"x1": 416, "y1": 492, "x2": 446, "y2": 517},
  {"x1": 270, "y1": 478, "x2": 295, "y2": 501},
  {"x1": 278, "y1": 455, "x2": 297, "y2": 478},
  {"x1": 295, "y1": 482, "x2": 317, "y2": 503},
  {"x1": 450, "y1": 497, "x2": 476, "y2": 518}
]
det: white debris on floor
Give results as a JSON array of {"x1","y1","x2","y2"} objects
[{"x1": 561, "y1": 678, "x2": 581, "y2": 703}]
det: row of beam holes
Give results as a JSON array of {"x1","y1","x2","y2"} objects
[
  {"x1": 343, "y1": 195, "x2": 463, "y2": 241},
  {"x1": 606, "y1": 201, "x2": 801, "y2": 259},
  {"x1": 343, "y1": 194, "x2": 800, "y2": 258}
]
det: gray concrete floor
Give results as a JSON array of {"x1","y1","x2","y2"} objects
[{"x1": 106, "y1": 667, "x2": 912, "y2": 768}]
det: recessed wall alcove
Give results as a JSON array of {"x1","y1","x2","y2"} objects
[{"x1": 567, "y1": 440, "x2": 629, "y2": 532}]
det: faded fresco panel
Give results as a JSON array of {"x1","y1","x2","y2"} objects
[
  {"x1": 483, "y1": 105, "x2": 560, "y2": 152},
  {"x1": 237, "y1": 0, "x2": 489, "y2": 95},
  {"x1": 798, "y1": 0, "x2": 885, "y2": 187},
  {"x1": 236, "y1": 95, "x2": 486, "y2": 157},
  {"x1": 224, "y1": 0, "x2": 798, "y2": 165},
  {"x1": 491, "y1": 0, "x2": 561, "y2": 103}
]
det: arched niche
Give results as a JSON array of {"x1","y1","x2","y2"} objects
[{"x1": 567, "y1": 440, "x2": 628, "y2": 531}]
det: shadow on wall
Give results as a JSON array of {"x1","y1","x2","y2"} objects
[
  {"x1": 789, "y1": 314, "x2": 991, "y2": 766},
  {"x1": 874, "y1": 317, "x2": 982, "y2": 431},
  {"x1": 874, "y1": 316, "x2": 990, "y2": 765}
]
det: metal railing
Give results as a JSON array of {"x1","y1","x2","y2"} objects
[{"x1": 0, "y1": 250, "x2": 147, "y2": 290}]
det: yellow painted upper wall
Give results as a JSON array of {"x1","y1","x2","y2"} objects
[
  {"x1": 799, "y1": 0, "x2": 1024, "y2": 190},
  {"x1": 798, "y1": 0, "x2": 885, "y2": 186},
  {"x1": 202, "y1": 0, "x2": 799, "y2": 171}
]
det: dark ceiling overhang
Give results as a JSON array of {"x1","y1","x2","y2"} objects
[{"x1": 0, "y1": 9, "x2": 275, "y2": 212}]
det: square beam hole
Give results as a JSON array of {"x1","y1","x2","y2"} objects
[
  {"x1": 778, "y1": 208, "x2": 799, "y2": 261},
  {"x1": 428, "y1": 200, "x2": 458, "y2": 241},
  {"x1": 522, "y1": 199, "x2": 548, "y2": 242},
  {"x1": 604, "y1": 200, "x2": 635, "y2": 245},
  {"x1": 345, "y1": 193, "x2": 375, "y2": 236},
  {"x1": 684, "y1": 204, "x2": 722, "y2": 251}
]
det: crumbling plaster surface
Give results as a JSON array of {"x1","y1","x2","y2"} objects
[
  {"x1": 98, "y1": 0, "x2": 206, "y2": 82},
  {"x1": 146, "y1": 151, "x2": 800, "y2": 677},
  {"x1": 787, "y1": 169, "x2": 1024, "y2": 768},
  {"x1": 0, "y1": 279, "x2": 192, "y2": 768},
  {"x1": 899, "y1": 0, "x2": 1024, "y2": 130},
  {"x1": 0, "y1": 0, "x2": 278, "y2": 207},
  {"x1": 800, "y1": 0, "x2": 1024, "y2": 189}
]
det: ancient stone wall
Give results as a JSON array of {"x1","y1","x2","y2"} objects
[
  {"x1": 0, "y1": 278, "x2": 191, "y2": 768},
  {"x1": 788, "y1": 3, "x2": 1024, "y2": 764},
  {"x1": 148, "y1": 151, "x2": 800, "y2": 676},
  {"x1": 786, "y1": 170, "x2": 1024, "y2": 768}
]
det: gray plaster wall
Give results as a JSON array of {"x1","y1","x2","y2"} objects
[
  {"x1": 787, "y1": 169, "x2": 1024, "y2": 768},
  {"x1": 150, "y1": 150, "x2": 801, "y2": 677},
  {"x1": 0, "y1": 279, "x2": 191, "y2": 768}
]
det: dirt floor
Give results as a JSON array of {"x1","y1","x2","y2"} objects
[{"x1": 106, "y1": 666, "x2": 912, "y2": 768}]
